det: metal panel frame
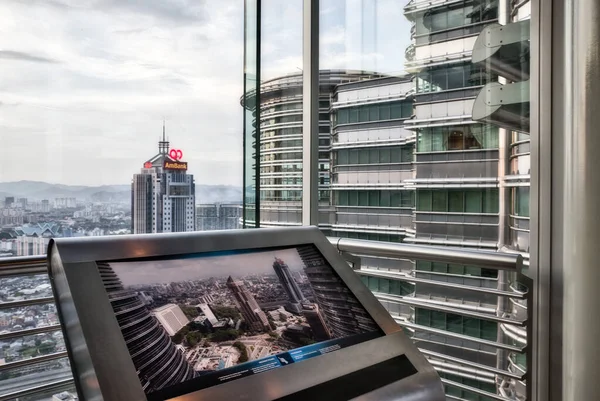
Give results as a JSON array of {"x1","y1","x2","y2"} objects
[
  {"x1": 302, "y1": 0, "x2": 319, "y2": 226},
  {"x1": 242, "y1": 0, "x2": 261, "y2": 228},
  {"x1": 48, "y1": 227, "x2": 444, "y2": 401},
  {"x1": 530, "y1": 0, "x2": 558, "y2": 399}
]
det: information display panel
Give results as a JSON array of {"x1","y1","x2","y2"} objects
[
  {"x1": 101, "y1": 245, "x2": 382, "y2": 400},
  {"x1": 48, "y1": 227, "x2": 445, "y2": 401}
]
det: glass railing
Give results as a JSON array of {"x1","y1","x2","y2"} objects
[
  {"x1": 0, "y1": 257, "x2": 75, "y2": 401},
  {"x1": 0, "y1": 238, "x2": 529, "y2": 400}
]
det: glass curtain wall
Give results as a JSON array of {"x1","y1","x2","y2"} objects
[{"x1": 244, "y1": 0, "x2": 533, "y2": 399}]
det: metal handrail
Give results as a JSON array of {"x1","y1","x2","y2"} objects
[
  {"x1": 328, "y1": 237, "x2": 523, "y2": 271},
  {"x1": 0, "y1": 240, "x2": 529, "y2": 400},
  {"x1": 0, "y1": 255, "x2": 46, "y2": 277}
]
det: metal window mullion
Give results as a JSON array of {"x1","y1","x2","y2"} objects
[{"x1": 302, "y1": 0, "x2": 319, "y2": 226}]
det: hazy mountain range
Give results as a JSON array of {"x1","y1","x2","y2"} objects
[{"x1": 0, "y1": 181, "x2": 242, "y2": 205}]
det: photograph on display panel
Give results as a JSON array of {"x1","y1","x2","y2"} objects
[{"x1": 98, "y1": 244, "x2": 382, "y2": 399}]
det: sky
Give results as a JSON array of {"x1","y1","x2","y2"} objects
[
  {"x1": 0, "y1": 0, "x2": 410, "y2": 187},
  {"x1": 111, "y1": 246, "x2": 305, "y2": 286}
]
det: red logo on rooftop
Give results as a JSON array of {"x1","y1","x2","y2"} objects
[
  {"x1": 169, "y1": 149, "x2": 183, "y2": 161},
  {"x1": 144, "y1": 162, "x2": 152, "y2": 168}
]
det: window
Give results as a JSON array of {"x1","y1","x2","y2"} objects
[
  {"x1": 336, "y1": 190, "x2": 415, "y2": 208},
  {"x1": 415, "y1": 308, "x2": 498, "y2": 340},
  {"x1": 514, "y1": 187, "x2": 530, "y2": 217},
  {"x1": 338, "y1": 231, "x2": 404, "y2": 243},
  {"x1": 334, "y1": 145, "x2": 414, "y2": 165},
  {"x1": 417, "y1": 124, "x2": 498, "y2": 152},
  {"x1": 416, "y1": 63, "x2": 496, "y2": 93},
  {"x1": 335, "y1": 100, "x2": 413, "y2": 125},
  {"x1": 418, "y1": 189, "x2": 499, "y2": 213},
  {"x1": 414, "y1": 2, "x2": 498, "y2": 37}
]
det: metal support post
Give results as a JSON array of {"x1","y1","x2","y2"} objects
[{"x1": 302, "y1": 0, "x2": 319, "y2": 226}]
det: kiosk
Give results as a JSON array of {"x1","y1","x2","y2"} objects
[{"x1": 48, "y1": 226, "x2": 445, "y2": 401}]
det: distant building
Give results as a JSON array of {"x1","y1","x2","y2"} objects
[
  {"x1": 4, "y1": 197, "x2": 14, "y2": 208},
  {"x1": 131, "y1": 123, "x2": 195, "y2": 234},
  {"x1": 54, "y1": 197, "x2": 77, "y2": 209},
  {"x1": 196, "y1": 303, "x2": 218, "y2": 325},
  {"x1": 272, "y1": 257, "x2": 306, "y2": 314},
  {"x1": 152, "y1": 303, "x2": 190, "y2": 336},
  {"x1": 17, "y1": 198, "x2": 27, "y2": 208},
  {"x1": 198, "y1": 294, "x2": 215, "y2": 304},
  {"x1": 0, "y1": 208, "x2": 24, "y2": 225},
  {"x1": 302, "y1": 303, "x2": 332, "y2": 341},
  {"x1": 41, "y1": 200, "x2": 50, "y2": 213},
  {"x1": 268, "y1": 306, "x2": 294, "y2": 322},
  {"x1": 14, "y1": 223, "x2": 61, "y2": 256},
  {"x1": 196, "y1": 203, "x2": 241, "y2": 231},
  {"x1": 226, "y1": 276, "x2": 270, "y2": 332}
]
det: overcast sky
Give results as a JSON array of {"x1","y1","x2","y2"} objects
[
  {"x1": 0, "y1": 0, "x2": 410, "y2": 187},
  {"x1": 111, "y1": 247, "x2": 305, "y2": 286}
]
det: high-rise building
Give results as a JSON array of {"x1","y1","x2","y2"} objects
[
  {"x1": 301, "y1": 303, "x2": 331, "y2": 342},
  {"x1": 41, "y1": 200, "x2": 50, "y2": 213},
  {"x1": 225, "y1": 276, "x2": 270, "y2": 332},
  {"x1": 296, "y1": 245, "x2": 379, "y2": 337},
  {"x1": 152, "y1": 304, "x2": 190, "y2": 336},
  {"x1": 131, "y1": 123, "x2": 196, "y2": 234},
  {"x1": 272, "y1": 257, "x2": 306, "y2": 313},
  {"x1": 4, "y1": 197, "x2": 14, "y2": 208},
  {"x1": 196, "y1": 203, "x2": 241, "y2": 231},
  {"x1": 241, "y1": 70, "x2": 384, "y2": 229},
  {"x1": 196, "y1": 303, "x2": 218, "y2": 326},
  {"x1": 97, "y1": 262, "x2": 196, "y2": 392}
]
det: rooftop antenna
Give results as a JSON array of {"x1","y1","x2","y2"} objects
[{"x1": 158, "y1": 119, "x2": 169, "y2": 155}]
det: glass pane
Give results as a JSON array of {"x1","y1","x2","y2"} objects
[
  {"x1": 359, "y1": 149, "x2": 369, "y2": 164},
  {"x1": 369, "y1": 191, "x2": 379, "y2": 206},
  {"x1": 369, "y1": 148, "x2": 379, "y2": 164},
  {"x1": 465, "y1": 190, "x2": 483, "y2": 213},
  {"x1": 380, "y1": 191, "x2": 391, "y2": 207},
  {"x1": 431, "y1": 127, "x2": 446, "y2": 151},
  {"x1": 380, "y1": 147, "x2": 391, "y2": 163},
  {"x1": 359, "y1": 191, "x2": 369, "y2": 206},
  {"x1": 432, "y1": 191, "x2": 448, "y2": 212},
  {"x1": 448, "y1": 191, "x2": 464, "y2": 212},
  {"x1": 418, "y1": 190, "x2": 432, "y2": 210},
  {"x1": 338, "y1": 150, "x2": 348, "y2": 165},
  {"x1": 390, "y1": 102, "x2": 402, "y2": 119}
]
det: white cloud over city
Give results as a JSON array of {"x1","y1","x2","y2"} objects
[{"x1": 0, "y1": 0, "x2": 410, "y2": 187}]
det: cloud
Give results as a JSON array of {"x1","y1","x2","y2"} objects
[
  {"x1": 0, "y1": 50, "x2": 59, "y2": 63},
  {"x1": 93, "y1": 0, "x2": 209, "y2": 24},
  {"x1": 0, "y1": 0, "x2": 244, "y2": 187}
]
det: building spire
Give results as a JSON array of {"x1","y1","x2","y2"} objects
[{"x1": 158, "y1": 120, "x2": 169, "y2": 155}]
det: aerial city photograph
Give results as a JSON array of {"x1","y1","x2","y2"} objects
[{"x1": 104, "y1": 244, "x2": 379, "y2": 394}]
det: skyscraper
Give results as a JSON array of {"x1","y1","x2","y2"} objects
[
  {"x1": 131, "y1": 123, "x2": 196, "y2": 234},
  {"x1": 225, "y1": 276, "x2": 270, "y2": 332},
  {"x1": 296, "y1": 245, "x2": 379, "y2": 337},
  {"x1": 97, "y1": 262, "x2": 196, "y2": 392},
  {"x1": 272, "y1": 257, "x2": 306, "y2": 313},
  {"x1": 301, "y1": 303, "x2": 331, "y2": 342}
]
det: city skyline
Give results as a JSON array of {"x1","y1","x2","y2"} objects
[
  {"x1": 111, "y1": 247, "x2": 305, "y2": 286},
  {"x1": 0, "y1": 0, "x2": 410, "y2": 187}
]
